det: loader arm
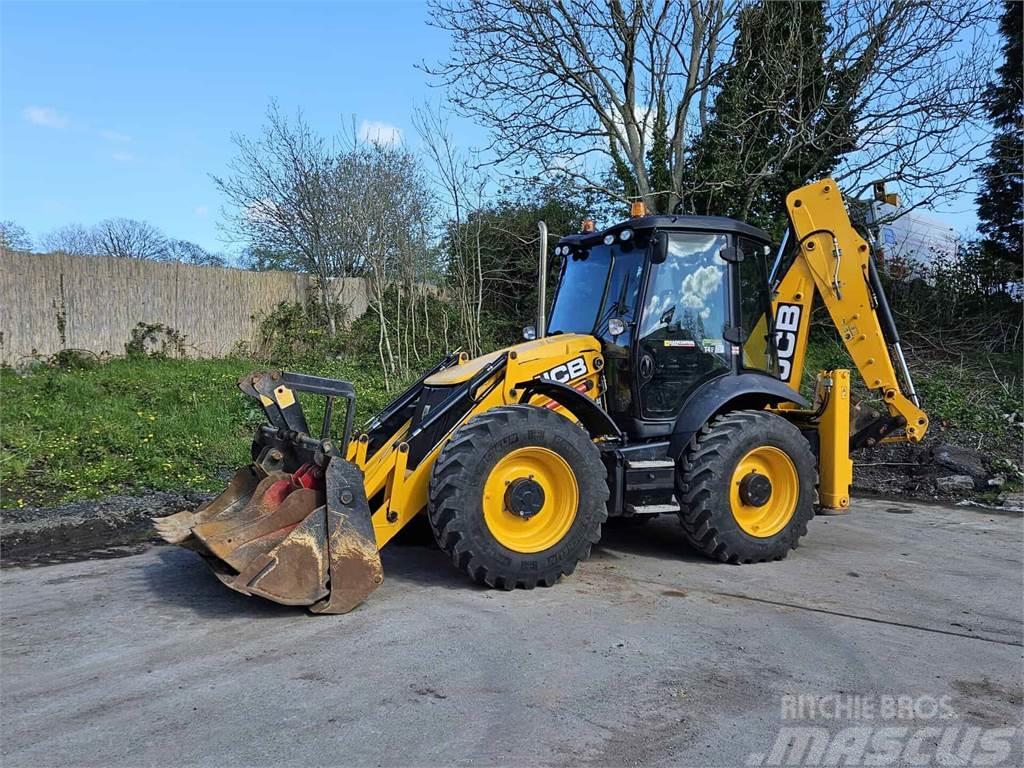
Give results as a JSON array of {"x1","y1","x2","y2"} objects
[{"x1": 768, "y1": 179, "x2": 929, "y2": 445}]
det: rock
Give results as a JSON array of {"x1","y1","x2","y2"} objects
[
  {"x1": 927, "y1": 444, "x2": 989, "y2": 483},
  {"x1": 988, "y1": 474, "x2": 1007, "y2": 488},
  {"x1": 934, "y1": 475, "x2": 975, "y2": 493}
]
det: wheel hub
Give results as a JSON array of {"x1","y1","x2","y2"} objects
[
  {"x1": 729, "y1": 445, "x2": 798, "y2": 538},
  {"x1": 505, "y1": 477, "x2": 546, "y2": 519},
  {"x1": 482, "y1": 446, "x2": 578, "y2": 553},
  {"x1": 738, "y1": 472, "x2": 773, "y2": 507}
]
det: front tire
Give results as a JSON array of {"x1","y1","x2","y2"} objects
[
  {"x1": 677, "y1": 410, "x2": 816, "y2": 563},
  {"x1": 428, "y1": 405, "x2": 609, "y2": 589}
]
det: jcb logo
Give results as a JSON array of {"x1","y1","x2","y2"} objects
[
  {"x1": 540, "y1": 356, "x2": 588, "y2": 383},
  {"x1": 774, "y1": 303, "x2": 802, "y2": 382}
]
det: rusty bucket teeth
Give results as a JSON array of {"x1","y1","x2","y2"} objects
[
  {"x1": 151, "y1": 465, "x2": 264, "y2": 546},
  {"x1": 190, "y1": 473, "x2": 293, "y2": 546},
  {"x1": 193, "y1": 487, "x2": 323, "y2": 570},
  {"x1": 152, "y1": 512, "x2": 198, "y2": 544}
]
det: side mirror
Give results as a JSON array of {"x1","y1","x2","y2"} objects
[
  {"x1": 523, "y1": 325, "x2": 537, "y2": 341},
  {"x1": 652, "y1": 232, "x2": 669, "y2": 264}
]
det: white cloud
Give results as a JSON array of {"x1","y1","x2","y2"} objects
[
  {"x1": 23, "y1": 106, "x2": 68, "y2": 128},
  {"x1": 681, "y1": 265, "x2": 723, "y2": 312},
  {"x1": 100, "y1": 129, "x2": 132, "y2": 142},
  {"x1": 195, "y1": 206, "x2": 209, "y2": 218},
  {"x1": 358, "y1": 119, "x2": 402, "y2": 146},
  {"x1": 111, "y1": 152, "x2": 134, "y2": 162},
  {"x1": 609, "y1": 105, "x2": 656, "y2": 153}
]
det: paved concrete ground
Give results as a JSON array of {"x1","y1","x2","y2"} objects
[{"x1": 2, "y1": 498, "x2": 1021, "y2": 767}]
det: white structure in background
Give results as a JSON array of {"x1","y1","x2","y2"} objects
[
  {"x1": 858, "y1": 200, "x2": 959, "y2": 280},
  {"x1": 854, "y1": 182, "x2": 1021, "y2": 299}
]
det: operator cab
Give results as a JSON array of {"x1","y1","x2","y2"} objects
[{"x1": 545, "y1": 215, "x2": 778, "y2": 438}]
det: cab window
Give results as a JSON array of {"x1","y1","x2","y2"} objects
[
  {"x1": 737, "y1": 237, "x2": 777, "y2": 375},
  {"x1": 636, "y1": 232, "x2": 730, "y2": 418}
]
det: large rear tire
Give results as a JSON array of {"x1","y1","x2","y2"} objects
[
  {"x1": 677, "y1": 410, "x2": 816, "y2": 563},
  {"x1": 428, "y1": 405, "x2": 609, "y2": 589}
]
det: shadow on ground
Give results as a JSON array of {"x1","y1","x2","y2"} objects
[
  {"x1": 140, "y1": 530, "x2": 484, "y2": 618},
  {"x1": 135, "y1": 512, "x2": 709, "y2": 617},
  {"x1": 593, "y1": 516, "x2": 709, "y2": 564}
]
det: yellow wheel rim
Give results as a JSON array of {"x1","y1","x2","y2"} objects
[
  {"x1": 729, "y1": 446, "x2": 798, "y2": 538},
  {"x1": 482, "y1": 446, "x2": 578, "y2": 554}
]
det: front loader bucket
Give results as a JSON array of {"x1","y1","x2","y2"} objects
[
  {"x1": 207, "y1": 459, "x2": 382, "y2": 613},
  {"x1": 153, "y1": 370, "x2": 383, "y2": 614}
]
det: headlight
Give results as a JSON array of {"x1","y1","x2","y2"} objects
[
  {"x1": 620, "y1": 228, "x2": 633, "y2": 241},
  {"x1": 608, "y1": 318, "x2": 626, "y2": 337},
  {"x1": 603, "y1": 234, "x2": 615, "y2": 246}
]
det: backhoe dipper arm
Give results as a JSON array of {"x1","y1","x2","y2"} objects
[{"x1": 772, "y1": 179, "x2": 929, "y2": 444}]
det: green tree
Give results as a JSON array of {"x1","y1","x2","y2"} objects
[
  {"x1": 686, "y1": 0, "x2": 857, "y2": 235},
  {"x1": 975, "y1": 0, "x2": 1022, "y2": 282}
]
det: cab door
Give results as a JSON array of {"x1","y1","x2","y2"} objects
[{"x1": 634, "y1": 231, "x2": 733, "y2": 420}]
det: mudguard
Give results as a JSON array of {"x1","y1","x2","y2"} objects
[
  {"x1": 668, "y1": 372, "x2": 809, "y2": 459},
  {"x1": 517, "y1": 378, "x2": 623, "y2": 439}
]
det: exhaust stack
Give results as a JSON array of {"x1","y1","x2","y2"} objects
[{"x1": 536, "y1": 220, "x2": 547, "y2": 339}]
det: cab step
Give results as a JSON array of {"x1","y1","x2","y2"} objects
[
  {"x1": 624, "y1": 459, "x2": 677, "y2": 470},
  {"x1": 624, "y1": 497, "x2": 681, "y2": 516}
]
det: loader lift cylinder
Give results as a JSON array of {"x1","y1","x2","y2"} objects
[{"x1": 767, "y1": 227, "x2": 791, "y2": 288}]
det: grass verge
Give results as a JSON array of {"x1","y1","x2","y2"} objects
[
  {"x1": 1, "y1": 356, "x2": 408, "y2": 508},
  {"x1": 2, "y1": 341, "x2": 1019, "y2": 509}
]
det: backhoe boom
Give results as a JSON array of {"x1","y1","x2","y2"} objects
[{"x1": 772, "y1": 179, "x2": 929, "y2": 445}]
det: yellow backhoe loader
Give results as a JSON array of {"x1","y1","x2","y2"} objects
[{"x1": 155, "y1": 178, "x2": 928, "y2": 613}]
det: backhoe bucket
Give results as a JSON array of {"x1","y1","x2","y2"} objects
[{"x1": 153, "y1": 370, "x2": 383, "y2": 613}]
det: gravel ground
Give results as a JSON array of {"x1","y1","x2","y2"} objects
[{"x1": 1, "y1": 490, "x2": 211, "y2": 566}]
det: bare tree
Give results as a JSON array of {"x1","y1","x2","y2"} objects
[
  {"x1": 39, "y1": 223, "x2": 99, "y2": 256},
  {"x1": 428, "y1": 0, "x2": 993, "y2": 214},
  {"x1": 95, "y1": 218, "x2": 169, "y2": 260},
  {"x1": 340, "y1": 142, "x2": 436, "y2": 383},
  {"x1": 824, "y1": 0, "x2": 994, "y2": 209},
  {"x1": 414, "y1": 105, "x2": 489, "y2": 357},
  {"x1": 426, "y1": 0, "x2": 738, "y2": 212},
  {"x1": 213, "y1": 103, "x2": 354, "y2": 334},
  {"x1": 0, "y1": 220, "x2": 33, "y2": 252},
  {"x1": 166, "y1": 238, "x2": 227, "y2": 267}
]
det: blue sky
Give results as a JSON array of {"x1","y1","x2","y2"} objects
[
  {"x1": 1, "y1": 0, "x2": 479, "y2": 254},
  {"x1": 2, "y1": 1, "x2": 986, "y2": 256}
]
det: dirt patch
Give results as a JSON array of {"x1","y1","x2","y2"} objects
[
  {"x1": 853, "y1": 437, "x2": 1022, "y2": 507},
  {"x1": 952, "y1": 677, "x2": 1024, "y2": 728},
  {"x1": 1, "y1": 490, "x2": 211, "y2": 567}
]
